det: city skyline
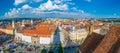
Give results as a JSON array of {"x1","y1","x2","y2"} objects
[{"x1": 0, "y1": 0, "x2": 120, "y2": 18}]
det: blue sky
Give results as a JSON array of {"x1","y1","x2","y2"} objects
[{"x1": 0, "y1": 0, "x2": 120, "y2": 18}]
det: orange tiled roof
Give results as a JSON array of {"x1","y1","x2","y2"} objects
[
  {"x1": 93, "y1": 21, "x2": 103, "y2": 27},
  {"x1": 16, "y1": 23, "x2": 22, "y2": 28},
  {"x1": 62, "y1": 22, "x2": 71, "y2": 25},
  {"x1": 0, "y1": 26, "x2": 5, "y2": 29},
  {"x1": 6, "y1": 25, "x2": 13, "y2": 30},
  {"x1": 35, "y1": 23, "x2": 57, "y2": 31},
  {"x1": 76, "y1": 26, "x2": 82, "y2": 30},
  {"x1": 23, "y1": 29, "x2": 36, "y2": 36},
  {"x1": 84, "y1": 21, "x2": 90, "y2": 27},
  {"x1": 65, "y1": 27, "x2": 71, "y2": 31},
  {"x1": 23, "y1": 29, "x2": 51, "y2": 37},
  {"x1": 23, "y1": 23, "x2": 57, "y2": 37},
  {"x1": 25, "y1": 21, "x2": 32, "y2": 25},
  {"x1": 0, "y1": 31, "x2": 3, "y2": 35},
  {"x1": 6, "y1": 24, "x2": 21, "y2": 30}
]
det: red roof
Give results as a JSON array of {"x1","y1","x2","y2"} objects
[
  {"x1": 65, "y1": 27, "x2": 71, "y2": 31},
  {"x1": 23, "y1": 23, "x2": 57, "y2": 37},
  {"x1": 25, "y1": 22, "x2": 32, "y2": 25},
  {"x1": 0, "y1": 31, "x2": 3, "y2": 35},
  {"x1": 6, "y1": 25, "x2": 13, "y2": 30},
  {"x1": 23, "y1": 28, "x2": 51, "y2": 37}
]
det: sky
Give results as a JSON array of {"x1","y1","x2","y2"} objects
[{"x1": 0, "y1": 0, "x2": 120, "y2": 18}]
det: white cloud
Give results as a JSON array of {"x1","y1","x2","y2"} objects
[
  {"x1": 4, "y1": 7, "x2": 92, "y2": 18},
  {"x1": 34, "y1": 0, "x2": 42, "y2": 2},
  {"x1": 14, "y1": 0, "x2": 26, "y2": 5},
  {"x1": 35, "y1": 12, "x2": 94, "y2": 18},
  {"x1": 14, "y1": 0, "x2": 42, "y2": 5},
  {"x1": 71, "y1": 7, "x2": 77, "y2": 10},
  {"x1": 5, "y1": 0, "x2": 95, "y2": 18},
  {"x1": 54, "y1": 0, "x2": 62, "y2": 4},
  {"x1": 85, "y1": 0, "x2": 92, "y2": 2},
  {"x1": 22, "y1": 4, "x2": 32, "y2": 9},
  {"x1": 78, "y1": 10, "x2": 85, "y2": 13},
  {"x1": 39, "y1": 0, "x2": 68, "y2": 10},
  {"x1": 5, "y1": 8, "x2": 20, "y2": 17},
  {"x1": 71, "y1": 7, "x2": 85, "y2": 13},
  {"x1": 102, "y1": 15, "x2": 120, "y2": 18}
]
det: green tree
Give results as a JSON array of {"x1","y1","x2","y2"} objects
[
  {"x1": 41, "y1": 46, "x2": 47, "y2": 53},
  {"x1": 48, "y1": 49, "x2": 54, "y2": 53},
  {"x1": 58, "y1": 43, "x2": 64, "y2": 53},
  {"x1": 48, "y1": 43, "x2": 54, "y2": 53}
]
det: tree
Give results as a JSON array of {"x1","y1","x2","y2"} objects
[
  {"x1": 58, "y1": 43, "x2": 64, "y2": 53},
  {"x1": 48, "y1": 49, "x2": 54, "y2": 53},
  {"x1": 41, "y1": 46, "x2": 47, "y2": 53},
  {"x1": 48, "y1": 42, "x2": 54, "y2": 53}
]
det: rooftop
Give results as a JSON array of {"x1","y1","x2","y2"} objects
[{"x1": 23, "y1": 23, "x2": 57, "y2": 37}]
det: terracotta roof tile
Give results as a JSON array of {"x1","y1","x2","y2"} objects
[
  {"x1": 78, "y1": 32, "x2": 104, "y2": 53},
  {"x1": 23, "y1": 23, "x2": 57, "y2": 37},
  {"x1": 94, "y1": 25, "x2": 120, "y2": 53},
  {"x1": 0, "y1": 31, "x2": 3, "y2": 35},
  {"x1": 6, "y1": 25, "x2": 13, "y2": 30}
]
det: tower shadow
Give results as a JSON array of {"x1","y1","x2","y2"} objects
[
  {"x1": 64, "y1": 33, "x2": 78, "y2": 53},
  {"x1": 48, "y1": 27, "x2": 64, "y2": 53}
]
